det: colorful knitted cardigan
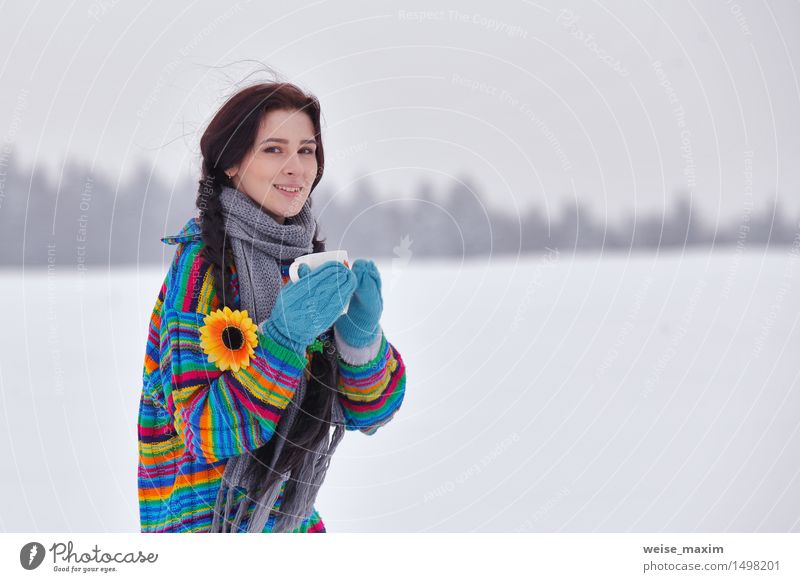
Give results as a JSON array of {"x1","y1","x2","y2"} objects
[{"x1": 137, "y1": 218, "x2": 407, "y2": 532}]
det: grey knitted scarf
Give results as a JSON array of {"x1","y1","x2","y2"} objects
[{"x1": 210, "y1": 184, "x2": 346, "y2": 533}]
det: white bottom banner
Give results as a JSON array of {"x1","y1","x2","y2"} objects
[{"x1": 1, "y1": 533, "x2": 798, "y2": 580}]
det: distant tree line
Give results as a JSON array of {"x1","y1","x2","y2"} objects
[{"x1": 0, "y1": 156, "x2": 797, "y2": 268}]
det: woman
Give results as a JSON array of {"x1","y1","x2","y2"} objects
[{"x1": 137, "y1": 82, "x2": 407, "y2": 533}]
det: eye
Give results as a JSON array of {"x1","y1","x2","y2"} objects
[
  {"x1": 301, "y1": 147, "x2": 316, "y2": 155},
  {"x1": 263, "y1": 146, "x2": 281, "y2": 153}
]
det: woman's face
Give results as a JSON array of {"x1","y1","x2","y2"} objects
[{"x1": 226, "y1": 108, "x2": 318, "y2": 224}]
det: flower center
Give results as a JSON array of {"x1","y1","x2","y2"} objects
[{"x1": 221, "y1": 326, "x2": 245, "y2": 351}]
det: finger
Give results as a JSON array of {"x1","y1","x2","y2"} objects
[
  {"x1": 358, "y1": 260, "x2": 381, "y2": 291},
  {"x1": 351, "y1": 258, "x2": 370, "y2": 276},
  {"x1": 299, "y1": 259, "x2": 353, "y2": 278},
  {"x1": 312, "y1": 260, "x2": 354, "y2": 282},
  {"x1": 311, "y1": 260, "x2": 345, "y2": 275},
  {"x1": 304, "y1": 263, "x2": 356, "y2": 296}
]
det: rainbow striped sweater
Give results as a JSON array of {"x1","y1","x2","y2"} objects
[{"x1": 137, "y1": 218, "x2": 407, "y2": 533}]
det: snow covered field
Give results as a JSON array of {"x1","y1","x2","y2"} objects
[{"x1": 1, "y1": 246, "x2": 798, "y2": 532}]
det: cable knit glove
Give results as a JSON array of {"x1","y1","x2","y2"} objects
[
  {"x1": 262, "y1": 261, "x2": 357, "y2": 355},
  {"x1": 333, "y1": 258, "x2": 384, "y2": 348}
]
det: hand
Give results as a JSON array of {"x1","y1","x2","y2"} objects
[
  {"x1": 262, "y1": 261, "x2": 357, "y2": 354},
  {"x1": 334, "y1": 259, "x2": 383, "y2": 348}
]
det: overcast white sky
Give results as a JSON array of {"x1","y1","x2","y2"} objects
[{"x1": 1, "y1": 0, "x2": 799, "y2": 223}]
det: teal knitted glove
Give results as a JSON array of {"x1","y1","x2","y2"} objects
[
  {"x1": 263, "y1": 261, "x2": 357, "y2": 355},
  {"x1": 333, "y1": 259, "x2": 383, "y2": 348}
]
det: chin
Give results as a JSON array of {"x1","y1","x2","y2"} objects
[{"x1": 283, "y1": 198, "x2": 308, "y2": 216}]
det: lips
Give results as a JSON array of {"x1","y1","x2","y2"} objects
[{"x1": 274, "y1": 184, "x2": 303, "y2": 196}]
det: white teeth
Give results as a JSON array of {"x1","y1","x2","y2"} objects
[{"x1": 275, "y1": 185, "x2": 301, "y2": 193}]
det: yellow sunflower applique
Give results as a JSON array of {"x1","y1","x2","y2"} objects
[{"x1": 199, "y1": 306, "x2": 259, "y2": 372}]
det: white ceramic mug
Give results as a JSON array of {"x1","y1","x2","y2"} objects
[{"x1": 289, "y1": 250, "x2": 351, "y2": 315}]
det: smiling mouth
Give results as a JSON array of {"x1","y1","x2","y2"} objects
[{"x1": 274, "y1": 184, "x2": 302, "y2": 193}]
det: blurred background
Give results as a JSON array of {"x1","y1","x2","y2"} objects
[{"x1": 0, "y1": 0, "x2": 798, "y2": 533}]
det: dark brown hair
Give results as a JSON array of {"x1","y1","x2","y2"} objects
[{"x1": 194, "y1": 82, "x2": 337, "y2": 495}]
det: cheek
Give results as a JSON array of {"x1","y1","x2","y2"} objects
[
  {"x1": 258, "y1": 157, "x2": 281, "y2": 178},
  {"x1": 239, "y1": 155, "x2": 275, "y2": 178}
]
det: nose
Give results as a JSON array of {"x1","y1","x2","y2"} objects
[{"x1": 283, "y1": 153, "x2": 302, "y2": 175}]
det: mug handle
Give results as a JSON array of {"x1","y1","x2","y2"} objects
[{"x1": 289, "y1": 260, "x2": 303, "y2": 282}]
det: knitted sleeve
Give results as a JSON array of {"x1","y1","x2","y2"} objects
[
  {"x1": 334, "y1": 325, "x2": 407, "y2": 435},
  {"x1": 157, "y1": 240, "x2": 309, "y2": 464}
]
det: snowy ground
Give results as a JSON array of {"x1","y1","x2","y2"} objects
[{"x1": 1, "y1": 246, "x2": 798, "y2": 532}]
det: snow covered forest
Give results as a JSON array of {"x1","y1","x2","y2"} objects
[{"x1": 1, "y1": 156, "x2": 797, "y2": 267}]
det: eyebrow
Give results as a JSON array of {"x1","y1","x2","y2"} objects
[{"x1": 258, "y1": 138, "x2": 317, "y2": 146}]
